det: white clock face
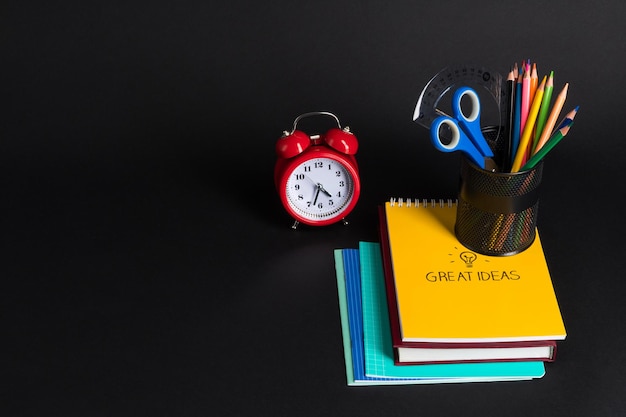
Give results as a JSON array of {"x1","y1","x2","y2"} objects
[{"x1": 285, "y1": 157, "x2": 355, "y2": 222}]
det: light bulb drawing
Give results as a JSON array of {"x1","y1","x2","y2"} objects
[{"x1": 460, "y1": 251, "x2": 477, "y2": 267}]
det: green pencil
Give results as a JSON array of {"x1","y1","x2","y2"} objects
[
  {"x1": 531, "y1": 70, "x2": 554, "y2": 154},
  {"x1": 521, "y1": 122, "x2": 573, "y2": 171}
]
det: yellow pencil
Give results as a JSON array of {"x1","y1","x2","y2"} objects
[
  {"x1": 511, "y1": 75, "x2": 547, "y2": 172},
  {"x1": 533, "y1": 83, "x2": 569, "y2": 154}
]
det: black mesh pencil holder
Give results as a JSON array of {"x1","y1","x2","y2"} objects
[{"x1": 455, "y1": 156, "x2": 544, "y2": 256}]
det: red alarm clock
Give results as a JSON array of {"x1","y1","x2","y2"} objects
[{"x1": 274, "y1": 112, "x2": 361, "y2": 228}]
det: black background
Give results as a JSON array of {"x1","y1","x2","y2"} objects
[{"x1": 3, "y1": 1, "x2": 625, "y2": 416}]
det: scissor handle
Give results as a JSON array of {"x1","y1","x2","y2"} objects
[
  {"x1": 430, "y1": 116, "x2": 488, "y2": 169},
  {"x1": 453, "y1": 87, "x2": 481, "y2": 123},
  {"x1": 452, "y1": 87, "x2": 494, "y2": 158}
]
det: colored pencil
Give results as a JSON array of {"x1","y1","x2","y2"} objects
[
  {"x1": 555, "y1": 105, "x2": 579, "y2": 131},
  {"x1": 529, "y1": 63, "x2": 538, "y2": 105},
  {"x1": 520, "y1": 62, "x2": 531, "y2": 135},
  {"x1": 503, "y1": 68, "x2": 516, "y2": 171},
  {"x1": 521, "y1": 71, "x2": 547, "y2": 167},
  {"x1": 511, "y1": 71, "x2": 523, "y2": 167},
  {"x1": 532, "y1": 83, "x2": 569, "y2": 154},
  {"x1": 511, "y1": 75, "x2": 547, "y2": 172},
  {"x1": 531, "y1": 70, "x2": 554, "y2": 154},
  {"x1": 521, "y1": 123, "x2": 574, "y2": 171}
]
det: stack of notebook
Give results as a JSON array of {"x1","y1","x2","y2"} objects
[{"x1": 333, "y1": 199, "x2": 566, "y2": 385}]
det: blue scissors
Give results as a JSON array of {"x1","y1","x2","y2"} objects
[{"x1": 429, "y1": 86, "x2": 495, "y2": 170}]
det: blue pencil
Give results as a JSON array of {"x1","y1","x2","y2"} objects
[
  {"x1": 555, "y1": 106, "x2": 579, "y2": 131},
  {"x1": 503, "y1": 68, "x2": 516, "y2": 170}
]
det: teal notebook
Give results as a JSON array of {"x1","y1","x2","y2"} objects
[{"x1": 333, "y1": 242, "x2": 546, "y2": 385}]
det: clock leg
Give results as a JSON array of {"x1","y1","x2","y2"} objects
[
  {"x1": 342, "y1": 218, "x2": 349, "y2": 226},
  {"x1": 291, "y1": 220, "x2": 300, "y2": 230}
]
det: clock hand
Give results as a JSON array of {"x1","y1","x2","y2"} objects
[
  {"x1": 303, "y1": 175, "x2": 318, "y2": 187},
  {"x1": 313, "y1": 186, "x2": 321, "y2": 206},
  {"x1": 317, "y1": 183, "x2": 332, "y2": 197}
]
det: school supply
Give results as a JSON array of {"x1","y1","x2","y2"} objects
[
  {"x1": 520, "y1": 62, "x2": 532, "y2": 134},
  {"x1": 429, "y1": 86, "x2": 496, "y2": 170},
  {"x1": 454, "y1": 155, "x2": 543, "y2": 256},
  {"x1": 522, "y1": 123, "x2": 574, "y2": 171},
  {"x1": 511, "y1": 75, "x2": 547, "y2": 171},
  {"x1": 378, "y1": 199, "x2": 566, "y2": 365},
  {"x1": 503, "y1": 69, "x2": 517, "y2": 170},
  {"x1": 413, "y1": 64, "x2": 507, "y2": 165},
  {"x1": 511, "y1": 70, "x2": 523, "y2": 170},
  {"x1": 532, "y1": 82, "x2": 570, "y2": 156},
  {"x1": 532, "y1": 71, "x2": 555, "y2": 153},
  {"x1": 416, "y1": 62, "x2": 578, "y2": 173},
  {"x1": 333, "y1": 245, "x2": 546, "y2": 385},
  {"x1": 554, "y1": 106, "x2": 578, "y2": 132}
]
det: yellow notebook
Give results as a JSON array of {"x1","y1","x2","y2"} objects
[{"x1": 382, "y1": 198, "x2": 566, "y2": 344}]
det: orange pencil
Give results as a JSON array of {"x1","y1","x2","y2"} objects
[
  {"x1": 511, "y1": 75, "x2": 547, "y2": 172},
  {"x1": 529, "y1": 63, "x2": 538, "y2": 103},
  {"x1": 533, "y1": 83, "x2": 569, "y2": 154}
]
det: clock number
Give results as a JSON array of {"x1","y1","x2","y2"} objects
[
  {"x1": 295, "y1": 174, "x2": 305, "y2": 180},
  {"x1": 298, "y1": 194, "x2": 304, "y2": 200},
  {"x1": 315, "y1": 162, "x2": 324, "y2": 169},
  {"x1": 339, "y1": 180, "x2": 345, "y2": 187},
  {"x1": 294, "y1": 184, "x2": 300, "y2": 190},
  {"x1": 329, "y1": 199, "x2": 334, "y2": 206},
  {"x1": 335, "y1": 170, "x2": 341, "y2": 177},
  {"x1": 304, "y1": 166, "x2": 311, "y2": 172},
  {"x1": 336, "y1": 191, "x2": 342, "y2": 198}
]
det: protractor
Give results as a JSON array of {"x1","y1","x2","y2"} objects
[{"x1": 413, "y1": 64, "x2": 507, "y2": 147}]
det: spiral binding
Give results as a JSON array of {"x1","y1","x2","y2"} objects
[{"x1": 389, "y1": 198, "x2": 458, "y2": 208}]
